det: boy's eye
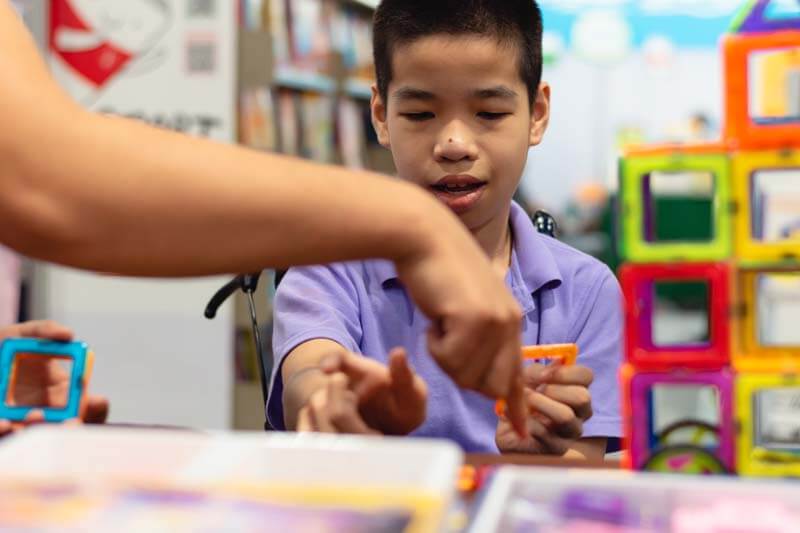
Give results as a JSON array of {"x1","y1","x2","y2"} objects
[
  {"x1": 401, "y1": 112, "x2": 435, "y2": 122},
  {"x1": 477, "y1": 112, "x2": 511, "y2": 121}
]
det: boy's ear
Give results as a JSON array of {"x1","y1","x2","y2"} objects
[
  {"x1": 371, "y1": 85, "x2": 391, "y2": 149},
  {"x1": 529, "y1": 82, "x2": 551, "y2": 147}
]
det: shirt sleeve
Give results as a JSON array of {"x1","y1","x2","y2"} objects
[
  {"x1": 267, "y1": 264, "x2": 363, "y2": 430},
  {"x1": 568, "y1": 267, "x2": 624, "y2": 438}
]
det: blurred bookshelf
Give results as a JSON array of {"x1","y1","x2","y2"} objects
[{"x1": 233, "y1": 0, "x2": 388, "y2": 429}]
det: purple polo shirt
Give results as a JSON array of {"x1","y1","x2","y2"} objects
[{"x1": 268, "y1": 202, "x2": 623, "y2": 453}]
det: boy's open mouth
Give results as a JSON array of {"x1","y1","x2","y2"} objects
[
  {"x1": 430, "y1": 175, "x2": 487, "y2": 194},
  {"x1": 429, "y1": 175, "x2": 488, "y2": 213},
  {"x1": 430, "y1": 183, "x2": 485, "y2": 194}
]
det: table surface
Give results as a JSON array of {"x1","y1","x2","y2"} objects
[{"x1": 465, "y1": 453, "x2": 620, "y2": 469}]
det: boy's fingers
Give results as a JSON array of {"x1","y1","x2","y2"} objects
[
  {"x1": 522, "y1": 363, "x2": 557, "y2": 388},
  {"x1": 537, "y1": 432, "x2": 572, "y2": 456},
  {"x1": 325, "y1": 374, "x2": 375, "y2": 434},
  {"x1": 326, "y1": 351, "x2": 387, "y2": 393},
  {"x1": 524, "y1": 414, "x2": 550, "y2": 440},
  {"x1": 297, "y1": 407, "x2": 314, "y2": 432},
  {"x1": 309, "y1": 390, "x2": 336, "y2": 433},
  {"x1": 538, "y1": 385, "x2": 593, "y2": 422},
  {"x1": 526, "y1": 391, "x2": 583, "y2": 440},
  {"x1": 542, "y1": 365, "x2": 594, "y2": 387},
  {"x1": 332, "y1": 392, "x2": 377, "y2": 435},
  {"x1": 0, "y1": 419, "x2": 12, "y2": 436}
]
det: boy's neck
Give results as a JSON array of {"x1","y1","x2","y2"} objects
[{"x1": 470, "y1": 206, "x2": 513, "y2": 276}]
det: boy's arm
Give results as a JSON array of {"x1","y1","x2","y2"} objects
[
  {"x1": 0, "y1": 4, "x2": 526, "y2": 425},
  {"x1": 281, "y1": 339, "x2": 348, "y2": 431}
]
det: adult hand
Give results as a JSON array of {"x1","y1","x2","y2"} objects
[{"x1": 395, "y1": 206, "x2": 525, "y2": 436}]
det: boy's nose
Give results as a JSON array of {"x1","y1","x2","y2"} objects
[{"x1": 434, "y1": 123, "x2": 478, "y2": 163}]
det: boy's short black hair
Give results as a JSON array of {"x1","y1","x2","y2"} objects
[{"x1": 373, "y1": 0, "x2": 543, "y2": 106}]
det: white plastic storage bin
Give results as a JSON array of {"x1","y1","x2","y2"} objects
[
  {"x1": 471, "y1": 466, "x2": 800, "y2": 532},
  {"x1": 0, "y1": 426, "x2": 462, "y2": 532}
]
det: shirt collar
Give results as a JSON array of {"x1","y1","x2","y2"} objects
[
  {"x1": 508, "y1": 201, "x2": 563, "y2": 295},
  {"x1": 372, "y1": 201, "x2": 563, "y2": 297}
]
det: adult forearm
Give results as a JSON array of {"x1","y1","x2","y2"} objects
[
  {"x1": 0, "y1": 1, "x2": 440, "y2": 276},
  {"x1": 4, "y1": 110, "x2": 440, "y2": 276}
]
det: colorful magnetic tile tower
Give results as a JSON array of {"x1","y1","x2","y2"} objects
[{"x1": 620, "y1": 0, "x2": 800, "y2": 479}]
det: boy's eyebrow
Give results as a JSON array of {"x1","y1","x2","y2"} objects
[
  {"x1": 391, "y1": 85, "x2": 519, "y2": 101},
  {"x1": 392, "y1": 87, "x2": 437, "y2": 101},
  {"x1": 473, "y1": 86, "x2": 519, "y2": 100}
]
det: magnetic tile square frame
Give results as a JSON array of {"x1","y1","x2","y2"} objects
[
  {"x1": 724, "y1": 31, "x2": 800, "y2": 149},
  {"x1": 733, "y1": 150, "x2": 800, "y2": 264},
  {"x1": 623, "y1": 365, "x2": 735, "y2": 473},
  {"x1": 620, "y1": 262, "x2": 732, "y2": 370},
  {"x1": 620, "y1": 152, "x2": 733, "y2": 262},
  {"x1": 0, "y1": 339, "x2": 91, "y2": 422},
  {"x1": 733, "y1": 266, "x2": 800, "y2": 372},
  {"x1": 736, "y1": 372, "x2": 800, "y2": 477}
]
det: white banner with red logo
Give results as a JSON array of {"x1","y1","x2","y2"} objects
[{"x1": 49, "y1": 0, "x2": 235, "y2": 141}]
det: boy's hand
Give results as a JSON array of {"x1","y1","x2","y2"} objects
[
  {"x1": 495, "y1": 363, "x2": 593, "y2": 456},
  {"x1": 298, "y1": 347, "x2": 427, "y2": 436},
  {"x1": 297, "y1": 372, "x2": 379, "y2": 435},
  {"x1": 0, "y1": 321, "x2": 109, "y2": 438},
  {"x1": 395, "y1": 208, "x2": 526, "y2": 437}
]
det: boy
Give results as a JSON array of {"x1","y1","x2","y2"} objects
[{"x1": 267, "y1": 0, "x2": 622, "y2": 457}]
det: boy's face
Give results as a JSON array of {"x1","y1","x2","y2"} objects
[{"x1": 372, "y1": 35, "x2": 550, "y2": 233}]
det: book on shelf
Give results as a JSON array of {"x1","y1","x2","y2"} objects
[
  {"x1": 299, "y1": 92, "x2": 335, "y2": 162},
  {"x1": 330, "y1": 4, "x2": 375, "y2": 82},
  {"x1": 267, "y1": 0, "x2": 292, "y2": 67},
  {"x1": 277, "y1": 89, "x2": 301, "y2": 155},
  {"x1": 287, "y1": 0, "x2": 334, "y2": 73},
  {"x1": 239, "y1": 87, "x2": 278, "y2": 151},
  {"x1": 337, "y1": 97, "x2": 367, "y2": 169}
]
